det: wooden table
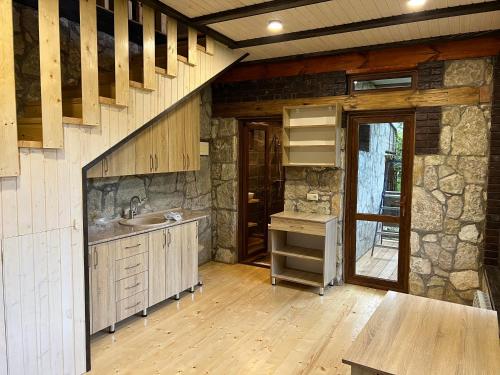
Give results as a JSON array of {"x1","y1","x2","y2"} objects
[{"x1": 343, "y1": 291, "x2": 500, "y2": 375}]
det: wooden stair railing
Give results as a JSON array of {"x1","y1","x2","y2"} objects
[{"x1": 2, "y1": 0, "x2": 212, "y2": 173}]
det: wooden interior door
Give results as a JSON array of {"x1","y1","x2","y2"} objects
[
  {"x1": 148, "y1": 229, "x2": 167, "y2": 306},
  {"x1": 345, "y1": 111, "x2": 414, "y2": 292}
]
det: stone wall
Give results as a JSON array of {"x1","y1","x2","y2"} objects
[
  {"x1": 284, "y1": 131, "x2": 346, "y2": 281},
  {"x1": 410, "y1": 58, "x2": 493, "y2": 304},
  {"x1": 210, "y1": 118, "x2": 239, "y2": 263}
]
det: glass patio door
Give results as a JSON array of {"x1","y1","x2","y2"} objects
[{"x1": 345, "y1": 112, "x2": 414, "y2": 292}]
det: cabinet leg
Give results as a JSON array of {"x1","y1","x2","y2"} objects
[
  {"x1": 141, "y1": 308, "x2": 148, "y2": 317},
  {"x1": 319, "y1": 287, "x2": 325, "y2": 296},
  {"x1": 175, "y1": 293, "x2": 180, "y2": 300},
  {"x1": 108, "y1": 324, "x2": 115, "y2": 334},
  {"x1": 329, "y1": 280, "x2": 335, "y2": 286},
  {"x1": 189, "y1": 286, "x2": 195, "y2": 293},
  {"x1": 271, "y1": 277, "x2": 276, "y2": 286},
  {"x1": 198, "y1": 279, "x2": 203, "y2": 286}
]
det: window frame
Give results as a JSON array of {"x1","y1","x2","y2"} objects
[{"x1": 349, "y1": 71, "x2": 417, "y2": 94}]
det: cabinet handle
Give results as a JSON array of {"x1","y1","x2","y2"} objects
[
  {"x1": 93, "y1": 248, "x2": 98, "y2": 269},
  {"x1": 125, "y1": 282, "x2": 140, "y2": 290},
  {"x1": 125, "y1": 263, "x2": 141, "y2": 270},
  {"x1": 150, "y1": 155, "x2": 153, "y2": 172},
  {"x1": 167, "y1": 230, "x2": 172, "y2": 246},
  {"x1": 155, "y1": 154, "x2": 158, "y2": 171},
  {"x1": 163, "y1": 231, "x2": 167, "y2": 249},
  {"x1": 187, "y1": 154, "x2": 190, "y2": 170},
  {"x1": 182, "y1": 154, "x2": 186, "y2": 169},
  {"x1": 104, "y1": 158, "x2": 109, "y2": 174},
  {"x1": 124, "y1": 244, "x2": 141, "y2": 249},
  {"x1": 125, "y1": 301, "x2": 141, "y2": 310}
]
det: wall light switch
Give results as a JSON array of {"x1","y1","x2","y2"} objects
[{"x1": 307, "y1": 193, "x2": 319, "y2": 201}]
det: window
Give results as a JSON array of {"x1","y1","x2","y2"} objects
[{"x1": 349, "y1": 71, "x2": 416, "y2": 93}]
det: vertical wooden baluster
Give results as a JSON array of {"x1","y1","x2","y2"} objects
[
  {"x1": 114, "y1": 0, "x2": 130, "y2": 106},
  {"x1": 205, "y1": 35, "x2": 215, "y2": 56},
  {"x1": 188, "y1": 27, "x2": 198, "y2": 66},
  {"x1": 39, "y1": 0, "x2": 64, "y2": 148},
  {"x1": 142, "y1": 5, "x2": 156, "y2": 90},
  {"x1": 166, "y1": 16, "x2": 177, "y2": 77},
  {"x1": 0, "y1": 0, "x2": 19, "y2": 176},
  {"x1": 80, "y1": 0, "x2": 100, "y2": 126}
]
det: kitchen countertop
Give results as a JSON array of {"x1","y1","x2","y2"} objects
[{"x1": 88, "y1": 209, "x2": 209, "y2": 246}]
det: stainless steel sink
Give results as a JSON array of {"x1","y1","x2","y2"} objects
[{"x1": 119, "y1": 215, "x2": 174, "y2": 228}]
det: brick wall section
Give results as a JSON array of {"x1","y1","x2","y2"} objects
[
  {"x1": 486, "y1": 56, "x2": 500, "y2": 266},
  {"x1": 417, "y1": 61, "x2": 444, "y2": 90},
  {"x1": 415, "y1": 107, "x2": 442, "y2": 155},
  {"x1": 212, "y1": 71, "x2": 347, "y2": 103}
]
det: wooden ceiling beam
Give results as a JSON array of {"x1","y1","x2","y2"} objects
[
  {"x1": 192, "y1": 0, "x2": 331, "y2": 26},
  {"x1": 217, "y1": 32, "x2": 500, "y2": 83},
  {"x1": 234, "y1": 2, "x2": 500, "y2": 48}
]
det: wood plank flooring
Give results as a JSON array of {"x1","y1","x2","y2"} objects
[
  {"x1": 356, "y1": 246, "x2": 398, "y2": 281},
  {"x1": 89, "y1": 262, "x2": 385, "y2": 374}
]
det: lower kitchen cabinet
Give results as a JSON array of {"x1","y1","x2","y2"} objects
[
  {"x1": 89, "y1": 220, "x2": 200, "y2": 334},
  {"x1": 90, "y1": 241, "x2": 116, "y2": 334},
  {"x1": 148, "y1": 222, "x2": 198, "y2": 307}
]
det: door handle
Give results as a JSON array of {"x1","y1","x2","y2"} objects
[{"x1": 399, "y1": 195, "x2": 406, "y2": 217}]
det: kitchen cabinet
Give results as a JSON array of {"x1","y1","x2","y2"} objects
[
  {"x1": 89, "y1": 219, "x2": 200, "y2": 334},
  {"x1": 90, "y1": 241, "x2": 116, "y2": 334},
  {"x1": 181, "y1": 221, "x2": 198, "y2": 291},
  {"x1": 103, "y1": 138, "x2": 136, "y2": 177}
]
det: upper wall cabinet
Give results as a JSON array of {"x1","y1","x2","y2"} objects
[
  {"x1": 282, "y1": 104, "x2": 342, "y2": 167},
  {"x1": 88, "y1": 94, "x2": 201, "y2": 179}
]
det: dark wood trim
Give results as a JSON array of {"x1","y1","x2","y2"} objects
[
  {"x1": 83, "y1": 51, "x2": 248, "y2": 372},
  {"x1": 192, "y1": 0, "x2": 331, "y2": 25},
  {"x1": 219, "y1": 32, "x2": 500, "y2": 82},
  {"x1": 344, "y1": 110, "x2": 415, "y2": 293},
  {"x1": 349, "y1": 71, "x2": 417, "y2": 94},
  {"x1": 234, "y1": 2, "x2": 500, "y2": 48},
  {"x1": 140, "y1": 0, "x2": 238, "y2": 48}
]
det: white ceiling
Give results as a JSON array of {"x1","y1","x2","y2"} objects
[{"x1": 161, "y1": 0, "x2": 500, "y2": 61}]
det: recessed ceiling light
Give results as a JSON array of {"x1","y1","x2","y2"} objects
[
  {"x1": 267, "y1": 20, "x2": 283, "y2": 32},
  {"x1": 407, "y1": 0, "x2": 426, "y2": 7}
]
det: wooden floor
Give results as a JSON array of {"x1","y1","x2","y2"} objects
[
  {"x1": 356, "y1": 245, "x2": 398, "y2": 281},
  {"x1": 89, "y1": 262, "x2": 385, "y2": 375}
]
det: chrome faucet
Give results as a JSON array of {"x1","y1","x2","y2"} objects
[{"x1": 129, "y1": 196, "x2": 142, "y2": 219}]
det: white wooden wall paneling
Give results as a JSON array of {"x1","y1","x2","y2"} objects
[
  {"x1": 0, "y1": 43, "x2": 243, "y2": 375},
  {"x1": 0, "y1": 240, "x2": 7, "y2": 375}
]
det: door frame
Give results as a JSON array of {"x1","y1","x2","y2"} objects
[
  {"x1": 237, "y1": 118, "x2": 282, "y2": 264},
  {"x1": 344, "y1": 110, "x2": 415, "y2": 293}
]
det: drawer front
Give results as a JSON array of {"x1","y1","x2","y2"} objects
[
  {"x1": 115, "y1": 271, "x2": 148, "y2": 302},
  {"x1": 115, "y1": 252, "x2": 148, "y2": 281},
  {"x1": 116, "y1": 234, "x2": 148, "y2": 260},
  {"x1": 116, "y1": 290, "x2": 147, "y2": 321},
  {"x1": 270, "y1": 217, "x2": 325, "y2": 236}
]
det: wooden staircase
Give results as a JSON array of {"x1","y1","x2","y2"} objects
[{"x1": 1, "y1": 0, "x2": 216, "y2": 177}]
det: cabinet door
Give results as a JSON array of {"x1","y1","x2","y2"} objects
[
  {"x1": 168, "y1": 107, "x2": 187, "y2": 172},
  {"x1": 135, "y1": 127, "x2": 153, "y2": 175},
  {"x1": 152, "y1": 117, "x2": 169, "y2": 173},
  {"x1": 165, "y1": 225, "x2": 182, "y2": 297},
  {"x1": 181, "y1": 221, "x2": 198, "y2": 291},
  {"x1": 90, "y1": 242, "x2": 116, "y2": 334},
  {"x1": 184, "y1": 95, "x2": 200, "y2": 171},
  {"x1": 87, "y1": 161, "x2": 103, "y2": 178},
  {"x1": 103, "y1": 138, "x2": 136, "y2": 177},
  {"x1": 148, "y1": 229, "x2": 166, "y2": 306}
]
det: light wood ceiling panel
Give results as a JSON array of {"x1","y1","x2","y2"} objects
[
  {"x1": 241, "y1": 10, "x2": 500, "y2": 60},
  {"x1": 208, "y1": 0, "x2": 493, "y2": 40},
  {"x1": 160, "y1": 0, "x2": 273, "y2": 18}
]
